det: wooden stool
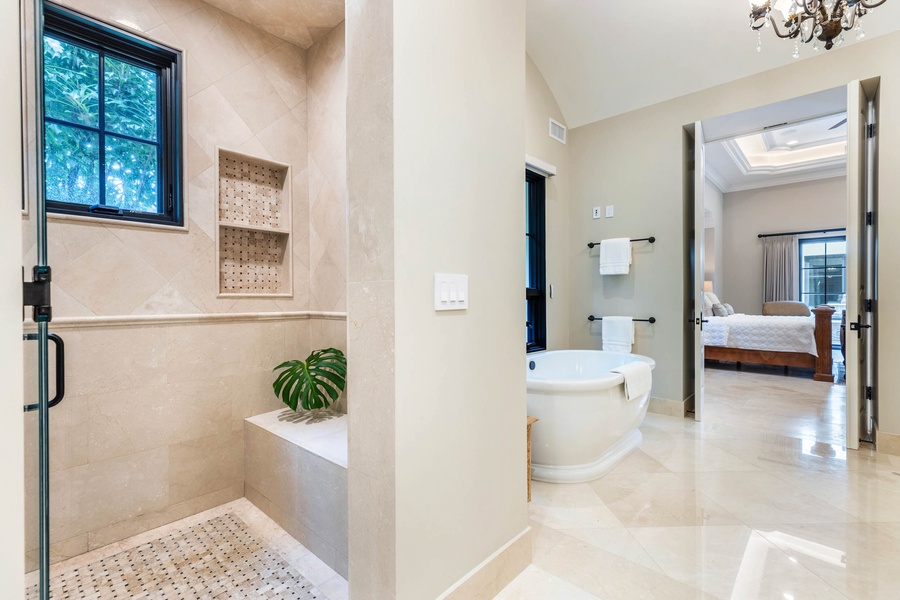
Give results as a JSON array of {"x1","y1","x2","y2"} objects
[{"x1": 527, "y1": 416, "x2": 538, "y2": 502}]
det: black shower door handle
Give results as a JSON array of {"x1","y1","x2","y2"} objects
[{"x1": 23, "y1": 333, "x2": 65, "y2": 412}]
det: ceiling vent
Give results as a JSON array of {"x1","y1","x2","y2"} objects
[{"x1": 549, "y1": 118, "x2": 567, "y2": 144}]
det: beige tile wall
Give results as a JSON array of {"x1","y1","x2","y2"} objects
[
  {"x1": 23, "y1": 0, "x2": 312, "y2": 317},
  {"x1": 23, "y1": 317, "x2": 312, "y2": 571},
  {"x1": 20, "y1": 0, "x2": 350, "y2": 571},
  {"x1": 346, "y1": 0, "x2": 397, "y2": 596},
  {"x1": 308, "y1": 22, "x2": 347, "y2": 314}
]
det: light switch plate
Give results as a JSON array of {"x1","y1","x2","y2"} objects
[
  {"x1": 605, "y1": 205, "x2": 614, "y2": 218},
  {"x1": 435, "y1": 274, "x2": 469, "y2": 311},
  {"x1": 592, "y1": 207, "x2": 601, "y2": 219}
]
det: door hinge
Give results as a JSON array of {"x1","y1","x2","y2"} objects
[
  {"x1": 867, "y1": 211, "x2": 874, "y2": 226},
  {"x1": 866, "y1": 299, "x2": 873, "y2": 313},
  {"x1": 866, "y1": 386, "x2": 873, "y2": 400},
  {"x1": 23, "y1": 265, "x2": 52, "y2": 323},
  {"x1": 867, "y1": 123, "x2": 877, "y2": 138}
]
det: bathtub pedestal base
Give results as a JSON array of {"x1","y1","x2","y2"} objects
[{"x1": 531, "y1": 430, "x2": 642, "y2": 484}]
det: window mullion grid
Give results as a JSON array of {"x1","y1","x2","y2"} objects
[{"x1": 98, "y1": 48, "x2": 106, "y2": 206}]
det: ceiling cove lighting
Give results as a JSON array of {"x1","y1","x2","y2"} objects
[{"x1": 749, "y1": 0, "x2": 888, "y2": 57}]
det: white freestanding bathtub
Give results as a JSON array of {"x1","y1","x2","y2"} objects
[{"x1": 527, "y1": 350, "x2": 655, "y2": 484}]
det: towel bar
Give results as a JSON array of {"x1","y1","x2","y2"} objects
[
  {"x1": 587, "y1": 237, "x2": 655, "y2": 249},
  {"x1": 588, "y1": 315, "x2": 656, "y2": 323}
]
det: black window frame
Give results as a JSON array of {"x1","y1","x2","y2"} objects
[
  {"x1": 799, "y1": 235, "x2": 847, "y2": 309},
  {"x1": 42, "y1": 2, "x2": 184, "y2": 227},
  {"x1": 526, "y1": 170, "x2": 547, "y2": 353}
]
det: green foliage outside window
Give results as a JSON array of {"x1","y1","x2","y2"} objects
[{"x1": 43, "y1": 34, "x2": 161, "y2": 213}]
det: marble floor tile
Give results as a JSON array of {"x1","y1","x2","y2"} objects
[
  {"x1": 758, "y1": 522, "x2": 900, "y2": 600},
  {"x1": 684, "y1": 471, "x2": 856, "y2": 526},
  {"x1": 528, "y1": 500, "x2": 622, "y2": 530},
  {"x1": 640, "y1": 437, "x2": 762, "y2": 472},
  {"x1": 493, "y1": 565, "x2": 601, "y2": 600},
  {"x1": 589, "y1": 472, "x2": 743, "y2": 528},
  {"x1": 606, "y1": 448, "x2": 670, "y2": 475},
  {"x1": 535, "y1": 533, "x2": 716, "y2": 599},
  {"x1": 497, "y1": 368, "x2": 888, "y2": 599},
  {"x1": 631, "y1": 525, "x2": 849, "y2": 600},
  {"x1": 558, "y1": 526, "x2": 662, "y2": 572},
  {"x1": 769, "y1": 468, "x2": 900, "y2": 523}
]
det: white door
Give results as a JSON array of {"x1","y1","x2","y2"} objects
[
  {"x1": 694, "y1": 121, "x2": 706, "y2": 422},
  {"x1": 845, "y1": 80, "x2": 877, "y2": 450}
]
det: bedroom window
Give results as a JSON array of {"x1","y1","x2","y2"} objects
[
  {"x1": 799, "y1": 236, "x2": 847, "y2": 310},
  {"x1": 42, "y1": 3, "x2": 183, "y2": 226},
  {"x1": 526, "y1": 170, "x2": 546, "y2": 352}
]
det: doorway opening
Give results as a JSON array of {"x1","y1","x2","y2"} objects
[{"x1": 686, "y1": 81, "x2": 878, "y2": 451}]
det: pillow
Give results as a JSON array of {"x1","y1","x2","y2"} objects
[
  {"x1": 702, "y1": 305, "x2": 714, "y2": 318},
  {"x1": 723, "y1": 303, "x2": 735, "y2": 316},
  {"x1": 702, "y1": 293, "x2": 714, "y2": 313},
  {"x1": 704, "y1": 291, "x2": 721, "y2": 306},
  {"x1": 762, "y1": 301, "x2": 811, "y2": 317},
  {"x1": 712, "y1": 303, "x2": 728, "y2": 317}
]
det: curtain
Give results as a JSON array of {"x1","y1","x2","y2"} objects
[{"x1": 762, "y1": 235, "x2": 798, "y2": 303}]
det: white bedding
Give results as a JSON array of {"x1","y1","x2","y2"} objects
[{"x1": 703, "y1": 314, "x2": 818, "y2": 356}]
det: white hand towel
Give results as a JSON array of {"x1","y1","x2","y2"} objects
[
  {"x1": 601, "y1": 317, "x2": 634, "y2": 353},
  {"x1": 599, "y1": 238, "x2": 632, "y2": 275},
  {"x1": 611, "y1": 361, "x2": 653, "y2": 401}
]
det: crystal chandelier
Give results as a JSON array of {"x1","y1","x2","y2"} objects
[{"x1": 749, "y1": 0, "x2": 888, "y2": 57}]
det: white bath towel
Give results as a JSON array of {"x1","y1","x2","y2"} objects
[
  {"x1": 611, "y1": 361, "x2": 653, "y2": 401},
  {"x1": 601, "y1": 317, "x2": 634, "y2": 353},
  {"x1": 599, "y1": 238, "x2": 632, "y2": 275}
]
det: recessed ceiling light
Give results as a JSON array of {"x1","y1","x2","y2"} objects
[{"x1": 786, "y1": 140, "x2": 800, "y2": 146}]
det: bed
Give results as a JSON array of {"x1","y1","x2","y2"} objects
[{"x1": 702, "y1": 297, "x2": 835, "y2": 383}]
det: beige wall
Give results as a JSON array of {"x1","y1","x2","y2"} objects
[
  {"x1": 721, "y1": 178, "x2": 847, "y2": 315},
  {"x1": 526, "y1": 55, "x2": 570, "y2": 350},
  {"x1": 567, "y1": 31, "x2": 900, "y2": 432},
  {"x1": 19, "y1": 0, "x2": 349, "y2": 571},
  {"x1": 347, "y1": 0, "x2": 529, "y2": 597},
  {"x1": 1, "y1": 0, "x2": 25, "y2": 592},
  {"x1": 394, "y1": 0, "x2": 528, "y2": 598}
]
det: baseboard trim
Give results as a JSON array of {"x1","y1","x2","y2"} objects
[
  {"x1": 648, "y1": 396, "x2": 687, "y2": 418},
  {"x1": 437, "y1": 527, "x2": 531, "y2": 600},
  {"x1": 23, "y1": 310, "x2": 347, "y2": 330}
]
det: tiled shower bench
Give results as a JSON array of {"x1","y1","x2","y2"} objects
[{"x1": 244, "y1": 409, "x2": 348, "y2": 578}]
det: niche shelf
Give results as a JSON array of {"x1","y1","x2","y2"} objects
[{"x1": 215, "y1": 148, "x2": 293, "y2": 298}]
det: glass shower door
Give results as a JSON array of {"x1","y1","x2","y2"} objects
[{"x1": 22, "y1": 0, "x2": 65, "y2": 598}]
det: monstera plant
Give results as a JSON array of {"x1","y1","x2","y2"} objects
[{"x1": 272, "y1": 348, "x2": 347, "y2": 412}]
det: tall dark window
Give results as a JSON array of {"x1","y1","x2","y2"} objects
[
  {"x1": 526, "y1": 170, "x2": 546, "y2": 352},
  {"x1": 800, "y1": 236, "x2": 847, "y2": 309},
  {"x1": 42, "y1": 3, "x2": 183, "y2": 226}
]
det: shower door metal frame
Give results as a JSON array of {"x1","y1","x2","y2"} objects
[{"x1": 24, "y1": 0, "x2": 56, "y2": 598}]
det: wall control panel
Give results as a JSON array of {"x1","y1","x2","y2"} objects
[{"x1": 435, "y1": 274, "x2": 469, "y2": 311}]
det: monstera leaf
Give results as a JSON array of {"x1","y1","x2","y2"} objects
[{"x1": 273, "y1": 348, "x2": 347, "y2": 412}]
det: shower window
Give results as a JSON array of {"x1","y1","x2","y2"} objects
[
  {"x1": 526, "y1": 169, "x2": 546, "y2": 352},
  {"x1": 42, "y1": 3, "x2": 183, "y2": 226}
]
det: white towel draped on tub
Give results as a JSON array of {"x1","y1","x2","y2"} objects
[
  {"x1": 599, "y1": 238, "x2": 632, "y2": 275},
  {"x1": 601, "y1": 317, "x2": 634, "y2": 353},
  {"x1": 611, "y1": 361, "x2": 653, "y2": 401}
]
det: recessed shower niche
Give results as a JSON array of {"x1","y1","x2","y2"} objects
[{"x1": 216, "y1": 148, "x2": 293, "y2": 297}]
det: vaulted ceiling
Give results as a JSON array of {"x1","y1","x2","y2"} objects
[
  {"x1": 526, "y1": 0, "x2": 900, "y2": 128},
  {"x1": 202, "y1": 0, "x2": 344, "y2": 49}
]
